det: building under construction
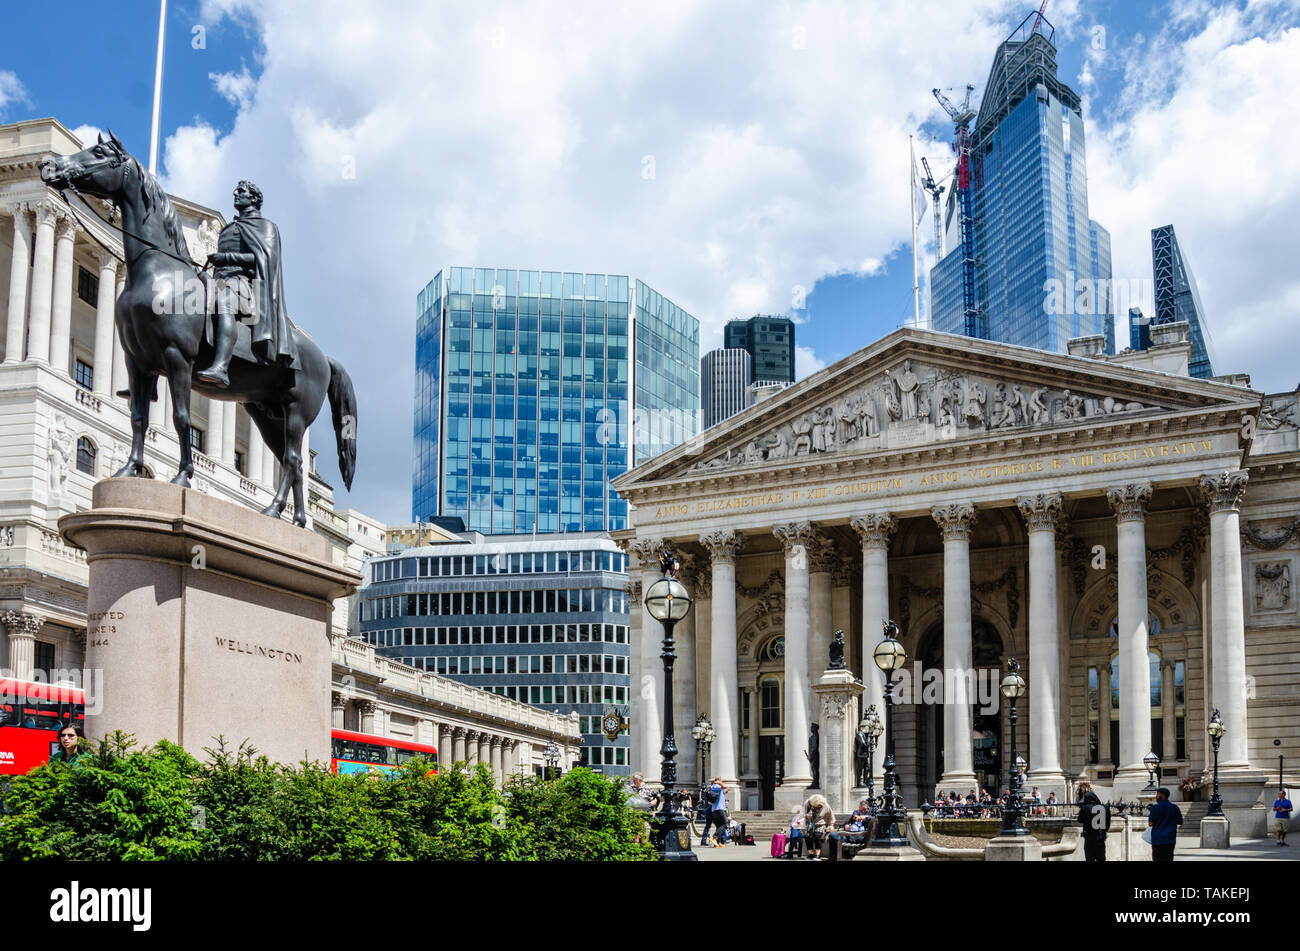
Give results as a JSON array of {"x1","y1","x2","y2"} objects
[{"x1": 929, "y1": 10, "x2": 1114, "y2": 354}]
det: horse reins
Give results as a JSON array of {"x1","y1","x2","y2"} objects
[{"x1": 56, "y1": 172, "x2": 202, "y2": 271}]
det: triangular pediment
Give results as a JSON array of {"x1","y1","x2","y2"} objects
[{"x1": 615, "y1": 327, "x2": 1260, "y2": 490}]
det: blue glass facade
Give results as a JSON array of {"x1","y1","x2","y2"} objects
[
  {"x1": 930, "y1": 26, "x2": 1113, "y2": 354},
  {"x1": 413, "y1": 268, "x2": 698, "y2": 533},
  {"x1": 360, "y1": 537, "x2": 632, "y2": 775}
]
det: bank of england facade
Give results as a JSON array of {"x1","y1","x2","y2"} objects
[{"x1": 614, "y1": 325, "x2": 1298, "y2": 835}]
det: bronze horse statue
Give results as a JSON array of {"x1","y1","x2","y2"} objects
[{"x1": 40, "y1": 132, "x2": 356, "y2": 526}]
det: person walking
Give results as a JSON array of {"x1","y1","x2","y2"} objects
[
  {"x1": 1076, "y1": 780, "x2": 1108, "y2": 862},
  {"x1": 1273, "y1": 788, "x2": 1293, "y2": 846},
  {"x1": 705, "y1": 777, "x2": 729, "y2": 846},
  {"x1": 1147, "y1": 787, "x2": 1183, "y2": 861}
]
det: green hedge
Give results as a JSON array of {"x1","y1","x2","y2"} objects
[{"x1": 0, "y1": 733, "x2": 656, "y2": 861}]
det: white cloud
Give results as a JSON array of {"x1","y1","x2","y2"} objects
[
  {"x1": 1085, "y1": 7, "x2": 1300, "y2": 393},
  {"x1": 161, "y1": 0, "x2": 1018, "y2": 521},
  {"x1": 0, "y1": 71, "x2": 28, "y2": 118},
  {"x1": 157, "y1": 0, "x2": 1294, "y2": 521},
  {"x1": 70, "y1": 125, "x2": 104, "y2": 148},
  {"x1": 795, "y1": 344, "x2": 827, "y2": 380}
]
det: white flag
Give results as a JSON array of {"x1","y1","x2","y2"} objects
[{"x1": 912, "y1": 153, "x2": 929, "y2": 227}]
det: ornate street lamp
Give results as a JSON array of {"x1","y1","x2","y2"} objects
[
  {"x1": 691, "y1": 712, "x2": 715, "y2": 838},
  {"x1": 1206, "y1": 709, "x2": 1225, "y2": 817},
  {"x1": 998, "y1": 658, "x2": 1029, "y2": 837},
  {"x1": 858, "y1": 704, "x2": 883, "y2": 806},
  {"x1": 543, "y1": 740, "x2": 560, "y2": 779},
  {"x1": 871, "y1": 619, "x2": 909, "y2": 846},
  {"x1": 645, "y1": 547, "x2": 695, "y2": 861},
  {"x1": 1143, "y1": 751, "x2": 1161, "y2": 791}
]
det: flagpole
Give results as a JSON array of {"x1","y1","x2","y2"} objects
[
  {"x1": 148, "y1": 0, "x2": 168, "y2": 174},
  {"x1": 910, "y1": 135, "x2": 921, "y2": 328}
]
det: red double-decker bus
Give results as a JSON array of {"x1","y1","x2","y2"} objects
[
  {"x1": 329, "y1": 728, "x2": 438, "y2": 776},
  {"x1": 0, "y1": 677, "x2": 87, "y2": 775}
]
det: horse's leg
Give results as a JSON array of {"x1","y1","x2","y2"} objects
[
  {"x1": 113, "y1": 361, "x2": 152, "y2": 478},
  {"x1": 248, "y1": 404, "x2": 290, "y2": 518},
  {"x1": 282, "y1": 409, "x2": 308, "y2": 527},
  {"x1": 162, "y1": 347, "x2": 195, "y2": 486}
]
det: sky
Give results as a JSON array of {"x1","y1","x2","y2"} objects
[{"x1": 3, "y1": 0, "x2": 1297, "y2": 524}]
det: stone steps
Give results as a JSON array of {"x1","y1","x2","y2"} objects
[{"x1": 1177, "y1": 800, "x2": 1212, "y2": 836}]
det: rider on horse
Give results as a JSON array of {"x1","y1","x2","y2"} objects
[{"x1": 197, "y1": 180, "x2": 298, "y2": 387}]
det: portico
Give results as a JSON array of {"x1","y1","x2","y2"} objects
[{"x1": 615, "y1": 327, "x2": 1283, "y2": 832}]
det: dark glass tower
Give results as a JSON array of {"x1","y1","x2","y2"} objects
[
  {"x1": 413, "y1": 268, "x2": 699, "y2": 533},
  {"x1": 930, "y1": 13, "x2": 1113, "y2": 354},
  {"x1": 1151, "y1": 225, "x2": 1215, "y2": 378},
  {"x1": 724, "y1": 315, "x2": 795, "y2": 383}
]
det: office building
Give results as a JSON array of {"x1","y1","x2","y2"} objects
[
  {"x1": 724, "y1": 314, "x2": 795, "y2": 384},
  {"x1": 700, "y1": 347, "x2": 752, "y2": 429},
  {"x1": 358, "y1": 532, "x2": 633, "y2": 776},
  {"x1": 930, "y1": 12, "x2": 1114, "y2": 354},
  {"x1": 1151, "y1": 225, "x2": 1215, "y2": 379},
  {"x1": 413, "y1": 268, "x2": 699, "y2": 534}
]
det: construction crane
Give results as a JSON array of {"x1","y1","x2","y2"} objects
[
  {"x1": 933, "y1": 84, "x2": 982, "y2": 338},
  {"x1": 1030, "y1": 0, "x2": 1050, "y2": 38},
  {"x1": 919, "y1": 156, "x2": 945, "y2": 258}
]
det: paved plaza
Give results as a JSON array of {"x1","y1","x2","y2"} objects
[{"x1": 692, "y1": 837, "x2": 1300, "y2": 862}]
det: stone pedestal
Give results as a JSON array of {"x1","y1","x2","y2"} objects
[
  {"x1": 1200, "y1": 815, "x2": 1230, "y2": 849},
  {"x1": 853, "y1": 844, "x2": 927, "y2": 862},
  {"x1": 985, "y1": 835, "x2": 1043, "y2": 861},
  {"x1": 812, "y1": 667, "x2": 863, "y2": 817},
  {"x1": 60, "y1": 478, "x2": 360, "y2": 766}
]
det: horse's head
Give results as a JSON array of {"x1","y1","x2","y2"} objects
[{"x1": 39, "y1": 129, "x2": 133, "y2": 200}]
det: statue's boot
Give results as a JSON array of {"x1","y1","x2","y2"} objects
[{"x1": 196, "y1": 314, "x2": 236, "y2": 387}]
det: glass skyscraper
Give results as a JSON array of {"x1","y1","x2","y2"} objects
[
  {"x1": 930, "y1": 14, "x2": 1113, "y2": 354},
  {"x1": 414, "y1": 267, "x2": 699, "y2": 533},
  {"x1": 1151, "y1": 225, "x2": 1215, "y2": 378},
  {"x1": 724, "y1": 315, "x2": 795, "y2": 383}
]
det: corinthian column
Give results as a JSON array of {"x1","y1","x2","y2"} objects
[
  {"x1": 932, "y1": 502, "x2": 978, "y2": 793},
  {"x1": 700, "y1": 529, "x2": 743, "y2": 791},
  {"x1": 1200, "y1": 471, "x2": 1251, "y2": 769},
  {"x1": 48, "y1": 215, "x2": 77, "y2": 377},
  {"x1": 92, "y1": 252, "x2": 119, "y2": 397},
  {"x1": 851, "y1": 512, "x2": 896, "y2": 772},
  {"x1": 627, "y1": 537, "x2": 663, "y2": 781},
  {"x1": 1, "y1": 611, "x2": 45, "y2": 682},
  {"x1": 453, "y1": 727, "x2": 467, "y2": 764},
  {"x1": 774, "y1": 521, "x2": 816, "y2": 794},
  {"x1": 26, "y1": 201, "x2": 59, "y2": 366},
  {"x1": 807, "y1": 535, "x2": 837, "y2": 679},
  {"x1": 1017, "y1": 491, "x2": 1066, "y2": 798},
  {"x1": 5, "y1": 203, "x2": 32, "y2": 364},
  {"x1": 1107, "y1": 481, "x2": 1153, "y2": 789}
]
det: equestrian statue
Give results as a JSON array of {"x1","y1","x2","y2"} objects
[{"x1": 40, "y1": 131, "x2": 356, "y2": 527}]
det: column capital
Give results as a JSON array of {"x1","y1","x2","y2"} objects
[
  {"x1": 465, "y1": 729, "x2": 481, "y2": 742},
  {"x1": 931, "y1": 502, "x2": 978, "y2": 541},
  {"x1": 503, "y1": 738, "x2": 518, "y2": 751},
  {"x1": 330, "y1": 692, "x2": 347, "y2": 709},
  {"x1": 452, "y1": 726, "x2": 467, "y2": 738},
  {"x1": 5, "y1": 200, "x2": 31, "y2": 219},
  {"x1": 699, "y1": 529, "x2": 744, "y2": 563},
  {"x1": 806, "y1": 535, "x2": 839, "y2": 573},
  {"x1": 1016, "y1": 491, "x2": 1064, "y2": 532},
  {"x1": 54, "y1": 214, "x2": 78, "y2": 242},
  {"x1": 1, "y1": 610, "x2": 46, "y2": 638},
  {"x1": 1199, "y1": 471, "x2": 1248, "y2": 513},
  {"x1": 490, "y1": 736, "x2": 503, "y2": 749},
  {"x1": 96, "y1": 250, "x2": 120, "y2": 273},
  {"x1": 1106, "y1": 482, "x2": 1153, "y2": 523},
  {"x1": 773, "y1": 520, "x2": 818, "y2": 557},
  {"x1": 850, "y1": 512, "x2": 897, "y2": 550},
  {"x1": 32, "y1": 199, "x2": 60, "y2": 227},
  {"x1": 623, "y1": 536, "x2": 662, "y2": 568}
]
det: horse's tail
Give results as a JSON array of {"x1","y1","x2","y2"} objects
[{"x1": 327, "y1": 356, "x2": 357, "y2": 491}]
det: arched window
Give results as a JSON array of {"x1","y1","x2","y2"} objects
[
  {"x1": 75, "y1": 437, "x2": 96, "y2": 475},
  {"x1": 759, "y1": 635, "x2": 785, "y2": 662},
  {"x1": 1108, "y1": 613, "x2": 1161, "y2": 638}
]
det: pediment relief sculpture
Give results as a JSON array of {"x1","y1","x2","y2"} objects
[{"x1": 690, "y1": 358, "x2": 1157, "y2": 472}]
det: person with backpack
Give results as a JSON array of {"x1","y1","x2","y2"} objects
[
  {"x1": 1077, "y1": 780, "x2": 1109, "y2": 862},
  {"x1": 703, "y1": 777, "x2": 729, "y2": 846}
]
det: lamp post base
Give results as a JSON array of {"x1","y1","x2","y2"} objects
[{"x1": 652, "y1": 815, "x2": 698, "y2": 862}]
